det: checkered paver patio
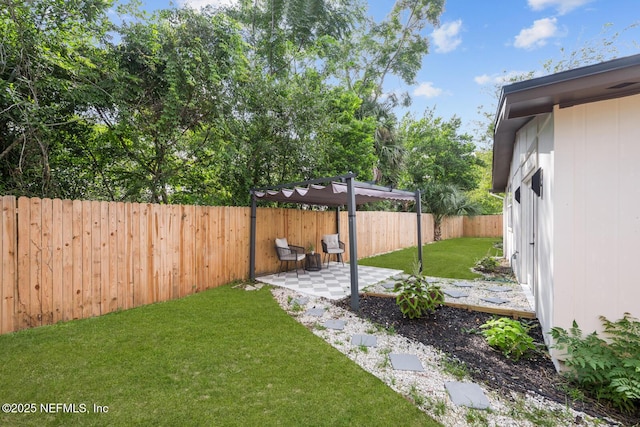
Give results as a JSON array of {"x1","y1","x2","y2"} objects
[{"x1": 256, "y1": 264, "x2": 402, "y2": 300}]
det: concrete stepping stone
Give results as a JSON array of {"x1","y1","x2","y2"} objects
[
  {"x1": 323, "y1": 319, "x2": 346, "y2": 330},
  {"x1": 487, "y1": 286, "x2": 511, "y2": 292},
  {"x1": 292, "y1": 297, "x2": 309, "y2": 305},
  {"x1": 443, "y1": 289, "x2": 468, "y2": 298},
  {"x1": 389, "y1": 354, "x2": 424, "y2": 372},
  {"x1": 445, "y1": 381, "x2": 491, "y2": 410},
  {"x1": 453, "y1": 281, "x2": 474, "y2": 288},
  {"x1": 305, "y1": 307, "x2": 326, "y2": 317},
  {"x1": 480, "y1": 297, "x2": 509, "y2": 305},
  {"x1": 351, "y1": 334, "x2": 377, "y2": 347}
]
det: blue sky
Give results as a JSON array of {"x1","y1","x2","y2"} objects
[{"x1": 136, "y1": 0, "x2": 639, "y2": 138}]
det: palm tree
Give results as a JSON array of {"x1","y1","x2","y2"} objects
[{"x1": 423, "y1": 183, "x2": 480, "y2": 241}]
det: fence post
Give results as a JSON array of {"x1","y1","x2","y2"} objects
[{"x1": 249, "y1": 192, "x2": 257, "y2": 281}]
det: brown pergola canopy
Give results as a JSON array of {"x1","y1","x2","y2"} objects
[
  {"x1": 253, "y1": 181, "x2": 416, "y2": 207},
  {"x1": 249, "y1": 174, "x2": 423, "y2": 311}
]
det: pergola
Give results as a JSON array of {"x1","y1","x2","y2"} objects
[{"x1": 249, "y1": 173, "x2": 423, "y2": 310}]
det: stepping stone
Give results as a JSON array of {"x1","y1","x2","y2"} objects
[
  {"x1": 323, "y1": 319, "x2": 346, "y2": 330},
  {"x1": 443, "y1": 289, "x2": 468, "y2": 298},
  {"x1": 389, "y1": 354, "x2": 424, "y2": 372},
  {"x1": 445, "y1": 381, "x2": 491, "y2": 410},
  {"x1": 480, "y1": 297, "x2": 509, "y2": 305},
  {"x1": 487, "y1": 286, "x2": 511, "y2": 292},
  {"x1": 453, "y1": 281, "x2": 474, "y2": 288},
  {"x1": 305, "y1": 307, "x2": 326, "y2": 317},
  {"x1": 292, "y1": 297, "x2": 309, "y2": 306},
  {"x1": 351, "y1": 334, "x2": 377, "y2": 347},
  {"x1": 382, "y1": 281, "x2": 396, "y2": 290}
]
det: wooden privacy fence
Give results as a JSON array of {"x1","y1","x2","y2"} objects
[{"x1": 0, "y1": 195, "x2": 501, "y2": 334}]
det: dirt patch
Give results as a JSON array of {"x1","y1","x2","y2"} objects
[{"x1": 335, "y1": 295, "x2": 639, "y2": 426}]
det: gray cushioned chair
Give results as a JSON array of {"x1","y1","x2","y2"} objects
[
  {"x1": 275, "y1": 238, "x2": 306, "y2": 277},
  {"x1": 321, "y1": 234, "x2": 345, "y2": 268}
]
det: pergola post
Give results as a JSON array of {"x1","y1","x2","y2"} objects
[
  {"x1": 249, "y1": 192, "x2": 257, "y2": 281},
  {"x1": 416, "y1": 190, "x2": 423, "y2": 273},
  {"x1": 346, "y1": 176, "x2": 359, "y2": 311}
]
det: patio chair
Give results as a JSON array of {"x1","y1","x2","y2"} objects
[
  {"x1": 321, "y1": 234, "x2": 345, "y2": 268},
  {"x1": 275, "y1": 238, "x2": 306, "y2": 277}
]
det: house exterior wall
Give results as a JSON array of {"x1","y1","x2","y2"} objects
[
  {"x1": 503, "y1": 114, "x2": 555, "y2": 343},
  {"x1": 553, "y1": 94, "x2": 640, "y2": 337}
]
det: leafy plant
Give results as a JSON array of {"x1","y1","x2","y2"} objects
[
  {"x1": 475, "y1": 254, "x2": 499, "y2": 272},
  {"x1": 550, "y1": 313, "x2": 640, "y2": 412},
  {"x1": 480, "y1": 317, "x2": 535, "y2": 361},
  {"x1": 393, "y1": 261, "x2": 444, "y2": 319}
]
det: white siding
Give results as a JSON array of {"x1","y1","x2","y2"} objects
[
  {"x1": 554, "y1": 94, "x2": 640, "y2": 337},
  {"x1": 503, "y1": 114, "x2": 554, "y2": 342}
]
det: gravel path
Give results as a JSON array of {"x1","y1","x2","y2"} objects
[
  {"x1": 363, "y1": 275, "x2": 534, "y2": 314},
  {"x1": 267, "y1": 285, "x2": 610, "y2": 426}
]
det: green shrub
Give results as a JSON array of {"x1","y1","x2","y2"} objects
[
  {"x1": 475, "y1": 254, "x2": 499, "y2": 272},
  {"x1": 480, "y1": 317, "x2": 535, "y2": 361},
  {"x1": 393, "y1": 262, "x2": 444, "y2": 319},
  {"x1": 550, "y1": 313, "x2": 640, "y2": 412}
]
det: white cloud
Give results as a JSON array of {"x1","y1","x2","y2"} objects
[
  {"x1": 431, "y1": 20, "x2": 463, "y2": 53},
  {"x1": 474, "y1": 74, "x2": 493, "y2": 85},
  {"x1": 527, "y1": 0, "x2": 592, "y2": 15},
  {"x1": 514, "y1": 17, "x2": 559, "y2": 49},
  {"x1": 178, "y1": 0, "x2": 237, "y2": 9},
  {"x1": 413, "y1": 82, "x2": 443, "y2": 98},
  {"x1": 474, "y1": 70, "x2": 540, "y2": 85}
]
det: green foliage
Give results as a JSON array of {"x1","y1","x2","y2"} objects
[
  {"x1": 466, "y1": 150, "x2": 504, "y2": 214},
  {"x1": 0, "y1": 0, "x2": 114, "y2": 198},
  {"x1": 441, "y1": 356, "x2": 469, "y2": 381},
  {"x1": 480, "y1": 317, "x2": 535, "y2": 361},
  {"x1": 400, "y1": 110, "x2": 483, "y2": 191},
  {"x1": 550, "y1": 313, "x2": 640, "y2": 412},
  {"x1": 1, "y1": 0, "x2": 454, "y2": 206},
  {"x1": 475, "y1": 254, "x2": 499, "y2": 272},
  {"x1": 393, "y1": 261, "x2": 444, "y2": 319},
  {"x1": 421, "y1": 183, "x2": 481, "y2": 241}
]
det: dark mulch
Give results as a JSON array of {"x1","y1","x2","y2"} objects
[{"x1": 335, "y1": 294, "x2": 639, "y2": 426}]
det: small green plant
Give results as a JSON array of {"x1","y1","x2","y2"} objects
[
  {"x1": 550, "y1": 313, "x2": 640, "y2": 412},
  {"x1": 393, "y1": 260, "x2": 444, "y2": 319},
  {"x1": 509, "y1": 397, "x2": 567, "y2": 427},
  {"x1": 408, "y1": 384, "x2": 425, "y2": 406},
  {"x1": 480, "y1": 317, "x2": 535, "y2": 361},
  {"x1": 377, "y1": 349, "x2": 392, "y2": 369},
  {"x1": 441, "y1": 356, "x2": 469, "y2": 380},
  {"x1": 475, "y1": 254, "x2": 499, "y2": 272},
  {"x1": 290, "y1": 301, "x2": 303, "y2": 312},
  {"x1": 424, "y1": 397, "x2": 447, "y2": 417},
  {"x1": 465, "y1": 408, "x2": 489, "y2": 426}
]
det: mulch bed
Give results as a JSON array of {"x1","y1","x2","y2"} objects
[{"x1": 335, "y1": 294, "x2": 639, "y2": 426}]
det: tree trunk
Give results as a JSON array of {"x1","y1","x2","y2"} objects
[{"x1": 434, "y1": 221, "x2": 442, "y2": 241}]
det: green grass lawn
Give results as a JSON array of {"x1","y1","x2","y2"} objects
[
  {"x1": 0, "y1": 285, "x2": 439, "y2": 427},
  {"x1": 359, "y1": 237, "x2": 502, "y2": 279}
]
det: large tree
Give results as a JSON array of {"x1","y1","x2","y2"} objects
[
  {"x1": 0, "y1": 0, "x2": 113, "y2": 198},
  {"x1": 92, "y1": 8, "x2": 248, "y2": 204},
  {"x1": 401, "y1": 110, "x2": 482, "y2": 192}
]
